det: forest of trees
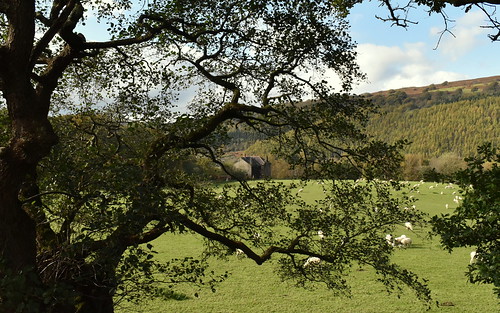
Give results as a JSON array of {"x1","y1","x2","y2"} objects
[
  {"x1": 232, "y1": 87, "x2": 499, "y2": 181},
  {"x1": 366, "y1": 96, "x2": 500, "y2": 157}
]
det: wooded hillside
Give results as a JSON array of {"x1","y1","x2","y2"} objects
[
  {"x1": 366, "y1": 96, "x2": 499, "y2": 157},
  {"x1": 235, "y1": 77, "x2": 500, "y2": 159}
]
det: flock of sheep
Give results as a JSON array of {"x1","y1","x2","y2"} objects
[
  {"x1": 383, "y1": 222, "x2": 414, "y2": 248},
  {"x1": 236, "y1": 224, "x2": 478, "y2": 269},
  {"x1": 304, "y1": 222, "x2": 415, "y2": 268},
  {"x1": 234, "y1": 181, "x2": 478, "y2": 269}
]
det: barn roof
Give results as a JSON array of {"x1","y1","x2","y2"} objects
[{"x1": 241, "y1": 156, "x2": 266, "y2": 165}]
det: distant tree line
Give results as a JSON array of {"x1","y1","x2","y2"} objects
[{"x1": 227, "y1": 90, "x2": 499, "y2": 181}]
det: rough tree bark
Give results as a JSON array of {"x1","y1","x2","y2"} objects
[{"x1": 0, "y1": 1, "x2": 58, "y2": 311}]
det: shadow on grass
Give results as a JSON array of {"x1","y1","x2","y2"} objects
[{"x1": 157, "y1": 289, "x2": 191, "y2": 301}]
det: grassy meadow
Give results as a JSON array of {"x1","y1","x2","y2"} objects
[{"x1": 119, "y1": 181, "x2": 498, "y2": 312}]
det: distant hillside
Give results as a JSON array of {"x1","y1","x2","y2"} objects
[
  {"x1": 226, "y1": 76, "x2": 500, "y2": 159},
  {"x1": 363, "y1": 76, "x2": 500, "y2": 157},
  {"x1": 369, "y1": 75, "x2": 500, "y2": 97},
  {"x1": 366, "y1": 96, "x2": 499, "y2": 157}
]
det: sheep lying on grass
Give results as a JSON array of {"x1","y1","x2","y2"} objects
[
  {"x1": 404, "y1": 222, "x2": 413, "y2": 231},
  {"x1": 395, "y1": 235, "x2": 412, "y2": 248},
  {"x1": 386, "y1": 234, "x2": 412, "y2": 248},
  {"x1": 303, "y1": 256, "x2": 321, "y2": 268}
]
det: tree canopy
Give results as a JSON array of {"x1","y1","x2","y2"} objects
[
  {"x1": 0, "y1": 0, "x2": 498, "y2": 312},
  {"x1": 432, "y1": 144, "x2": 500, "y2": 296}
]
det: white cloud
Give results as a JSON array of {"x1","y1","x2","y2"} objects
[
  {"x1": 350, "y1": 43, "x2": 467, "y2": 94},
  {"x1": 430, "y1": 10, "x2": 490, "y2": 61}
]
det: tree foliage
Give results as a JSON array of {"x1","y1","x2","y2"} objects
[
  {"x1": 431, "y1": 143, "x2": 500, "y2": 296},
  {"x1": 3, "y1": 0, "x2": 499, "y2": 312},
  {"x1": 0, "y1": 1, "x2": 436, "y2": 312}
]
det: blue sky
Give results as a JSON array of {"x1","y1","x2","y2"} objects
[
  {"x1": 80, "y1": 2, "x2": 500, "y2": 96},
  {"x1": 348, "y1": 2, "x2": 500, "y2": 93}
]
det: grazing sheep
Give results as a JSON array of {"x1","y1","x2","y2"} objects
[
  {"x1": 394, "y1": 234, "x2": 405, "y2": 246},
  {"x1": 235, "y1": 248, "x2": 245, "y2": 256},
  {"x1": 400, "y1": 237, "x2": 412, "y2": 247},
  {"x1": 253, "y1": 232, "x2": 261, "y2": 241},
  {"x1": 453, "y1": 195, "x2": 463, "y2": 204},
  {"x1": 404, "y1": 222, "x2": 413, "y2": 231},
  {"x1": 394, "y1": 235, "x2": 412, "y2": 248},
  {"x1": 385, "y1": 234, "x2": 395, "y2": 247},
  {"x1": 470, "y1": 251, "x2": 478, "y2": 264},
  {"x1": 317, "y1": 230, "x2": 325, "y2": 240},
  {"x1": 303, "y1": 256, "x2": 321, "y2": 268}
]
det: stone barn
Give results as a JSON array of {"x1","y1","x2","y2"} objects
[{"x1": 233, "y1": 156, "x2": 272, "y2": 179}]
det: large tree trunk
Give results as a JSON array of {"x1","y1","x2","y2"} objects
[
  {"x1": 0, "y1": 0, "x2": 57, "y2": 301},
  {"x1": 0, "y1": 46, "x2": 58, "y2": 311},
  {"x1": 0, "y1": 1, "x2": 112, "y2": 311},
  {"x1": 0, "y1": 101, "x2": 58, "y2": 311},
  {"x1": 0, "y1": 160, "x2": 36, "y2": 269}
]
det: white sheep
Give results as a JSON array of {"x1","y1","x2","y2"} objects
[
  {"x1": 317, "y1": 230, "x2": 325, "y2": 240},
  {"x1": 400, "y1": 237, "x2": 412, "y2": 247},
  {"x1": 394, "y1": 234, "x2": 405, "y2": 246},
  {"x1": 470, "y1": 251, "x2": 478, "y2": 264},
  {"x1": 453, "y1": 196, "x2": 463, "y2": 204},
  {"x1": 235, "y1": 248, "x2": 245, "y2": 256},
  {"x1": 303, "y1": 256, "x2": 321, "y2": 268},
  {"x1": 253, "y1": 232, "x2": 261, "y2": 241},
  {"x1": 385, "y1": 234, "x2": 395, "y2": 247},
  {"x1": 404, "y1": 222, "x2": 413, "y2": 231},
  {"x1": 394, "y1": 235, "x2": 412, "y2": 248}
]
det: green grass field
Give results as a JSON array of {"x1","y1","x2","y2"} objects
[{"x1": 118, "y1": 181, "x2": 498, "y2": 312}]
